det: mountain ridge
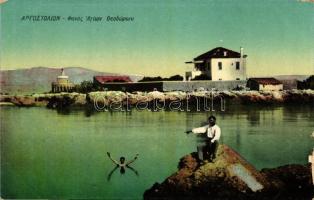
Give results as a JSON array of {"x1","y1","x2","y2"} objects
[{"x1": 0, "y1": 67, "x2": 144, "y2": 94}]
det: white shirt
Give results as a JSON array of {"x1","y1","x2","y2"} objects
[{"x1": 192, "y1": 124, "x2": 221, "y2": 143}]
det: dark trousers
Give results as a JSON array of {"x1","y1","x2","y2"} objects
[
  {"x1": 208, "y1": 140, "x2": 219, "y2": 159},
  {"x1": 197, "y1": 140, "x2": 219, "y2": 160}
]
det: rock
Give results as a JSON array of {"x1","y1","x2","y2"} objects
[
  {"x1": 144, "y1": 145, "x2": 313, "y2": 200},
  {"x1": 1, "y1": 90, "x2": 314, "y2": 108},
  {"x1": 261, "y1": 164, "x2": 313, "y2": 199},
  {"x1": 10, "y1": 95, "x2": 36, "y2": 106},
  {"x1": 147, "y1": 91, "x2": 165, "y2": 101},
  {"x1": 67, "y1": 93, "x2": 86, "y2": 105},
  {"x1": 164, "y1": 91, "x2": 187, "y2": 101}
]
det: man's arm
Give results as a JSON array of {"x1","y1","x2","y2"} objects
[
  {"x1": 211, "y1": 126, "x2": 221, "y2": 143},
  {"x1": 186, "y1": 125, "x2": 208, "y2": 134},
  {"x1": 189, "y1": 125, "x2": 208, "y2": 134},
  {"x1": 126, "y1": 154, "x2": 139, "y2": 165},
  {"x1": 107, "y1": 152, "x2": 119, "y2": 165}
]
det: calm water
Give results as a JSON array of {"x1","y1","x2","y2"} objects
[{"x1": 1, "y1": 105, "x2": 314, "y2": 199}]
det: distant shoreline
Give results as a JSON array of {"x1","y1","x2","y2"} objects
[{"x1": 0, "y1": 90, "x2": 313, "y2": 111}]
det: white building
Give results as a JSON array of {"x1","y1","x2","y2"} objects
[
  {"x1": 247, "y1": 78, "x2": 283, "y2": 91},
  {"x1": 51, "y1": 69, "x2": 75, "y2": 93},
  {"x1": 185, "y1": 47, "x2": 247, "y2": 81},
  {"x1": 309, "y1": 148, "x2": 314, "y2": 185}
]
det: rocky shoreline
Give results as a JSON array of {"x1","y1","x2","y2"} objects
[
  {"x1": 143, "y1": 145, "x2": 313, "y2": 200},
  {"x1": 0, "y1": 90, "x2": 313, "y2": 109}
]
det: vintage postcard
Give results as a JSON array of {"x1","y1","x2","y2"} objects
[{"x1": 0, "y1": 0, "x2": 313, "y2": 199}]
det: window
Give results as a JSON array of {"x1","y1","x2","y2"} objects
[
  {"x1": 236, "y1": 78, "x2": 240, "y2": 80},
  {"x1": 219, "y1": 78, "x2": 222, "y2": 80},
  {"x1": 218, "y1": 62, "x2": 222, "y2": 70},
  {"x1": 236, "y1": 62, "x2": 240, "y2": 70}
]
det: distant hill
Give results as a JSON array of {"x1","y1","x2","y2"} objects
[
  {"x1": 0, "y1": 67, "x2": 144, "y2": 94},
  {"x1": 273, "y1": 75, "x2": 310, "y2": 81}
]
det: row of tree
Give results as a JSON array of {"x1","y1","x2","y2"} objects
[
  {"x1": 73, "y1": 81, "x2": 97, "y2": 93},
  {"x1": 138, "y1": 75, "x2": 184, "y2": 82},
  {"x1": 298, "y1": 75, "x2": 314, "y2": 89}
]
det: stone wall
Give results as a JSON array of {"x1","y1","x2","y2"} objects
[
  {"x1": 280, "y1": 79, "x2": 298, "y2": 90},
  {"x1": 100, "y1": 82, "x2": 163, "y2": 92},
  {"x1": 162, "y1": 80, "x2": 247, "y2": 92},
  {"x1": 99, "y1": 81, "x2": 247, "y2": 92}
]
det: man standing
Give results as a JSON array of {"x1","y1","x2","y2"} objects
[{"x1": 186, "y1": 116, "x2": 221, "y2": 162}]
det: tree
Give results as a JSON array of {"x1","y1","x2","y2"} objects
[
  {"x1": 138, "y1": 76, "x2": 163, "y2": 82},
  {"x1": 166, "y1": 75, "x2": 184, "y2": 81},
  {"x1": 75, "y1": 81, "x2": 95, "y2": 93},
  {"x1": 298, "y1": 75, "x2": 314, "y2": 89},
  {"x1": 138, "y1": 75, "x2": 184, "y2": 82}
]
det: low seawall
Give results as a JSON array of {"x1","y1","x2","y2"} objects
[
  {"x1": 99, "y1": 81, "x2": 163, "y2": 92},
  {"x1": 99, "y1": 80, "x2": 246, "y2": 92},
  {"x1": 163, "y1": 80, "x2": 246, "y2": 91}
]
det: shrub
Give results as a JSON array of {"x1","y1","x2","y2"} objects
[
  {"x1": 297, "y1": 75, "x2": 314, "y2": 89},
  {"x1": 166, "y1": 75, "x2": 184, "y2": 81},
  {"x1": 74, "y1": 81, "x2": 95, "y2": 93},
  {"x1": 138, "y1": 76, "x2": 164, "y2": 82},
  {"x1": 139, "y1": 75, "x2": 184, "y2": 82},
  {"x1": 192, "y1": 74, "x2": 210, "y2": 80}
]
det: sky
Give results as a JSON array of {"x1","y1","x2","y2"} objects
[{"x1": 0, "y1": 0, "x2": 313, "y2": 77}]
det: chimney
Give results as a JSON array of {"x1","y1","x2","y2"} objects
[{"x1": 240, "y1": 47, "x2": 244, "y2": 58}]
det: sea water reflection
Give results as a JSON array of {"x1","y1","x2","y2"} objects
[{"x1": 1, "y1": 104, "x2": 313, "y2": 199}]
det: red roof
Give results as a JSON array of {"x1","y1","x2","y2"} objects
[
  {"x1": 249, "y1": 78, "x2": 282, "y2": 85},
  {"x1": 94, "y1": 76, "x2": 132, "y2": 83}
]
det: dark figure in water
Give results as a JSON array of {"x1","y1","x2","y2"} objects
[{"x1": 106, "y1": 152, "x2": 139, "y2": 181}]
